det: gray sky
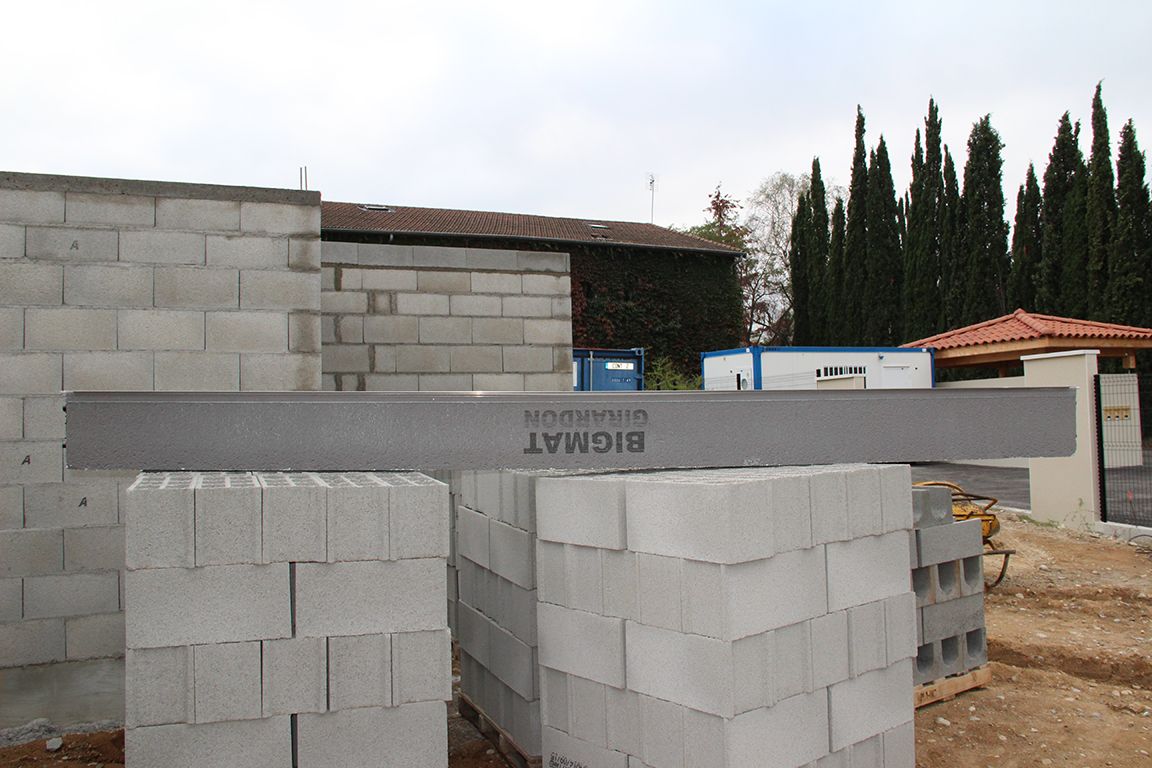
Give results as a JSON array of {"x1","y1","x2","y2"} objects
[{"x1": 4, "y1": 1, "x2": 1150, "y2": 230}]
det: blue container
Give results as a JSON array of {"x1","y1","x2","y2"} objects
[{"x1": 572, "y1": 348, "x2": 645, "y2": 391}]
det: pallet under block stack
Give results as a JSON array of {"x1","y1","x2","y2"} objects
[{"x1": 908, "y1": 487, "x2": 988, "y2": 689}]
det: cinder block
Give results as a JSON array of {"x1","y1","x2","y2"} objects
[
  {"x1": 625, "y1": 476, "x2": 773, "y2": 564},
  {"x1": 289, "y1": 312, "x2": 321, "y2": 353},
  {"x1": 681, "y1": 560, "x2": 727, "y2": 639},
  {"x1": 0, "y1": 308, "x2": 21, "y2": 350},
  {"x1": 449, "y1": 295, "x2": 501, "y2": 318},
  {"x1": 24, "y1": 572, "x2": 119, "y2": 618},
  {"x1": 541, "y1": 666, "x2": 569, "y2": 731},
  {"x1": 193, "y1": 641, "x2": 263, "y2": 723},
  {"x1": 920, "y1": 592, "x2": 984, "y2": 644},
  {"x1": 207, "y1": 234, "x2": 289, "y2": 268},
  {"x1": 828, "y1": 658, "x2": 913, "y2": 751},
  {"x1": 551, "y1": 297, "x2": 573, "y2": 318},
  {"x1": 518, "y1": 251, "x2": 569, "y2": 272},
  {"x1": 117, "y1": 309, "x2": 205, "y2": 350},
  {"x1": 0, "y1": 188, "x2": 64, "y2": 224},
  {"x1": 0, "y1": 262, "x2": 62, "y2": 305},
  {"x1": 394, "y1": 345, "x2": 450, "y2": 373},
  {"x1": 65, "y1": 612, "x2": 124, "y2": 659},
  {"x1": 156, "y1": 197, "x2": 240, "y2": 231},
  {"x1": 449, "y1": 345, "x2": 502, "y2": 372},
  {"x1": 964, "y1": 627, "x2": 988, "y2": 669},
  {"x1": 356, "y1": 242, "x2": 414, "y2": 266},
  {"x1": 849, "y1": 733, "x2": 884, "y2": 768},
  {"x1": 289, "y1": 238, "x2": 320, "y2": 270},
  {"x1": 154, "y1": 266, "x2": 239, "y2": 309},
  {"x1": 523, "y1": 319, "x2": 571, "y2": 345},
  {"x1": 489, "y1": 518, "x2": 534, "y2": 589},
  {"x1": 473, "y1": 317, "x2": 524, "y2": 344},
  {"x1": 0, "y1": 577, "x2": 20, "y2": 621},
  {"x1": 296, "y1": 702, "x2": 447, "y2": 768},
  {"x1": 503, "y1": 296, "x2": 552, "y2": 318},
  {"x1": 390, "y1": 479, "x2": 449, "y2": 560},
  {"x1": 471, "y1": 272, "x2": 521, "y2": 294},
  {"x1": 239, "y1": 353, "x2": 320, "y2": 390},
  {"x1": 328, "y1": 632, "x2": 392, "y2": 710},
  {"x1": 884, "y1": 592, "x2": 917, "y2": 664},
  {"x1": 465, "y1": 249, "x2": 518, "y2": 270},
  {"x1": 363, "y1": 373, "x2": 421, "y2": 391},
  {"x1": 849, "y1": 600, "x2": 887, "y2": 677},
  {"x1": 195, "y1": 486, "x2": 262, "y2": 566},
  {"x1": 321, "y1": 241, "x2": 358, "y2": 264},
  {"x1": 935, "y1": 560, "x2": 961, "y2": 602},
  {"x1": 543, "y1": 724, "x2": 627, "y2": 768},
  {"x1": 960, "y1": 555, "x2": 984, "y2": 596},
  {"x1": 25, "y1": 307, "x2": 117, "y2": 350},
  {"x1": 811, "y1": 609, "x2": 850, "y2": 689},
  {"x1": 394, "y1": 293, "x2": 448, "y2": 316},
  {"x1": 457, "y1": 505, "x2": 490, "y2": 568},
  {"x1": 489, "y1": 622, "x2": 537, "y2": 700},
  {"x1": 393, "y1": 628, "x2": 452, "y2": 704},
  {"x1": 295, "y1": 558, "x2": 445, "y2": 637},
  {"x1": 773, "y1": 620, "x2": 813, "y2": 700},
  {"x1": 322, "y1": 343, "x2": 370, "y2": 373},
  {"x1": 639, "y1": 693, "x2": 684, "y2": 767},
  {"x1": 417, "y1": 270, "x2": 470, "y2": 293},
  {"x1": 327, "y1": 485, "x2": 389, "y2": 561},
  {"x1": 568, "y1": 675, "x2": 607, "y2": 747},
  {"x1": 0, "y1": 441, "x2": 63, "y2": 485},
  {"x1": 335, "y1": 315, "x2": 364, "y2": 345},
  {"x1": 826, "y1": 531, "x2": 911, "y2": 612},
  {"x1": 261, "y1": 484, "x2": 326, "y2": 563},
  {"x1": 360, "y1": 268, "x2": 416, "y2": 291},
  {"x1": 409, "y1": 246, "x2": 466, "y2": 269},
  {"x1": 125, "y1": 714, "x2": 292, "y2": 768},
  {"x1": 362, "y1": 316, "x2": 418, "y2": 344},
  {"x1": 500, "y1": 345, "x2": 552, "y2": 373},
  {"x1": 63, "y1": 525, "x2": 124, "y2": 572},
  {"x1": 126, "y1": 646, "x2": 193, "y2": 726},
  {"x1": 0, "y1": 353, "x2": 61, "y2": 394},
  {"x1": 637, "y1": 553, "x2": 682, "y2": 631},
  {"x1": 240, "y1": 201, "x2": 320, "y2": 236},
  {"x1": 626, "y1": 621, "x2": 738, "y2": 716},
  {"x1": 846, "y1": 466, "x2": 884, "y2": 538},
  {"x1": 564, "y1": 544, "x2": 604, "y2": 615},
  {"x1": 768, "y1": 473, "x2": 813, "y2": 554},
  {"x1": 0, "y1": 396, "x2": 21, "y2": 439},
  {"x1": 911, "y1": 486, "x2": 953, "y2": 528},
  {"x1": 882, "y1": 720, "x2": 915, "y2": 768},
  {"x1": 125, "y1": 563, "x2": 291, "y2": 648},
  {"x1": 535, "y1": 539, "x2": 567, "y2": 606},
  {"x1": 0, "y1": 528, "x2": 63, "y2": 577},
  {"x1": 155, "y1": 352, "x2": 240, "y2": 391},
  {"x1": 599, "y1": 550, "x2": 636, "y2": 621},
  {"x1": 120, "y1": 230, "x2": 204, "y2": 265},
  {"x1": 537, "y1": 475, "x2": 626, "y2": 550},
  {"x1": 725, "y1": 546, "x2": 827, "y2": 638},
  {"x1": 537, "y1": 602, "x2": 624, "y2": 687},
  {"x1": 205, "y1": 311, "x2": 287, "y2": 352},
  {"x1": 125, "y1": 479, "x2": 195, "y2": 568},
  {"x1": 915, "y1": 518, "x2": 983, "y2": 566},
  {"x1": 63, "y1": 351, "x2": 153, "y2": 390},
  {"x1": 0, "y1": 486, "x2": 21, "y2": 530},
  {"x1": 914, "y1": 641, "x2": 940, "y2": 685},
  {"x1": 729, "y1": 689, "x2": 829, "y2": 768},
  {"x1": 879, "y1": 465, "x2": 913, "y2": 533},
  {"x1": 263, "y1": 636, "x2": 326, "y2": 715},
  {"x1": 0, "y1": 618, "x2": 66, "y2": 666},
  {"x1": 0, "y1": 222, "x2": 23, "y2": 259},
  {"x1": 240, "y1": 269, "x2": 320, "y2": 311},
  {"x1": 456, "y1": 602, "x2": 491, "y2": 666},
  {"x1": 21, "y1": 395, "x2": 63, "y2": 439},
  {"x1": 26, "y1": 225, "x2": 118, "y2": 262},
  {"x1": 418, "y1": 316, "x2": 472, "y2": 344},
  {"x1": 911, "y1": 565, "x2": 935, "y2": 607},
  {"x1": 64, "y1": 264, "x2": 153, "y2": 307},
  {"x1": 522, "y1": 274, "x2": 570, "y2": 296},
  {"x1": 521, "y1": 370, "x2": 566, "y2": 389},
  {"x1": 65, "y1": 192, "x2": 153, "y2": 226},
  {"x1": 811, "y1": 469, "x2": 849, "y2": 544}
]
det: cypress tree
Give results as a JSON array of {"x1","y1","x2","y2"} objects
[
  {"x1": 939, "y1": 147, "x2": 962, "y2": 329},
  {"x1": 1108, "y1": 120, "x2": 1151, "y2": 325},
  {"x1": 1037, "y1": 113, "x2": 1083, "y2": 315},
  {"x1": 864, "y1": 137, "x2": 903, "y2": 345},
  {"x1": 1060, "y1": 125, "x2": 1090, "y2": 318},
  {"x1": 958, "y1": 116, "x2": 1009, "y2": 326},
  {"x1": 825, "y1": 198, "x2": 847, "y2": 343},
  {"x1": 842, "y1": 107, "x2": 869, "y2": 345},
  {"x1": 789, "y1": 191, "x2": 813, "y2": 345},
  {"x1": 1086, "y1": 83, "x2": 1117, "y2": 319},
  {"x1": 903, "y1": 99, "x2": 944, "y2": 341},
  {"x1": 806, "y1": 159, "x2": 830, "y2": 344},
  {"x1": 1008, "y1": 164, "x2": 1042, "y2": 310}
]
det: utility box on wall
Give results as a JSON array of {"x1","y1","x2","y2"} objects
[
  {"x1": 572, "y1": 347, "x2": 644, "y2": 391},
  {"x1": 701, "y1": 346, "x2": 934, "y2": 391}
]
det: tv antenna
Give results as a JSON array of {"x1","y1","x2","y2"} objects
[
  {"x1": 647, "y1": 173, "x2": 656, "y2": 223},
  {"x1": 299, "y1": 166, "x2": 309, "y2": 191}
]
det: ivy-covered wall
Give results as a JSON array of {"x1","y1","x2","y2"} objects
[{"x1": 322, "y1": 232, "x2": 744, "y2": 375}]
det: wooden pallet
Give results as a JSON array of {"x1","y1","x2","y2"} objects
[
  {"x1": 915, "y1": 666, "x2": 993, "y2": 708},
  {"x1": 457, "y1": 692, "x2": 542, "y2": 768}
]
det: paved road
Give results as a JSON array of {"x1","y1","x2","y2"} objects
[{"x1": 909, "y1": 462, "x2": 1031, "y2": 510}]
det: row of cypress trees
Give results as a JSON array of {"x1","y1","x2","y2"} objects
[{"x1": 790, "y1": 85, "x2": 1152, "y2": 347}]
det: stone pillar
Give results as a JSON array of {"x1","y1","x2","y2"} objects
[
  {"x1": 1024, "y1": 350, "x2": 1100, "y2": 528},
  {"x1": 123, "y1": 471, "x2": 449, "y2": 768},
  {"x1": 533, "y1": 465, "x2": 917, "y2": 768}
]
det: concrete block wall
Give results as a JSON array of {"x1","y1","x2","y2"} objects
[
  {"x1": 534, "y1": 465, "x2": 918, "y2": 768},
  {"x1": 123, "y1": 471, "x2": 449, "y2": 768},
  {"x1": 909, "y1": 487, "x2": 987, "y2": 685},
  {"x1": 0, "y1": 173, "x2": 321, "y2": 670},
  {"x1": 319, "y1": 242, "x2": 571, "y2": 392}
]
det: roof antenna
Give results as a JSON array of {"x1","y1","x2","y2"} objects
[
  {"x1": 647, "y1": 173, "x2": 656, "y2": 223},
  {"x1": 299, "y1": 166, "x2": 309, "y2": 190}
]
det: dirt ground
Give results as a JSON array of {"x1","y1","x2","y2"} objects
[{"x1": 2, "y1": 514, "x2": 1148, "y2": 768}]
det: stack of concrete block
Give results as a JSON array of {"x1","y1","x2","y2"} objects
[
  {"x1": 534, "y1": 465, "x2": 918, "y2": 768},
  {"x1": 452, "y1": 469, "x2": 562, "y2": 758},
  {"x1": 123, "y1": 471, "x2": 450, "y2": 768},
  {"x1": 909, "y1": 487, "x2": 987, "y2": 686},
  {"x1": 319, "y1": 243, "x2": 571, "y2": 392},
  {"x1": 0, "y1": 172, "x2": 322, "y2": 671}
]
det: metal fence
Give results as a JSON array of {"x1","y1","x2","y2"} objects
[{"x1": 1096, "y1": 373, "x2": 1152, "y2": 527}]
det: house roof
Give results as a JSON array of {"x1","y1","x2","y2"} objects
[
  {"x1": 903, "y1": 309, "x2": 1152, "y2": 368},
  {"x1": 321, "y1": 201, "x2": 742, "y2": 255}
]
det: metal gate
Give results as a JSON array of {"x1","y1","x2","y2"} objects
[{"x1": 1096, "y1": 373, "x2": 1152, "y2": 526}]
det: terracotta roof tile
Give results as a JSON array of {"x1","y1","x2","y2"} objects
[
  {"x1": 321, "y1": 201, "x2": 741, "y2": 255},
  {"x1": 903, "y1": 309, "x2": 1152, "y2": 350}
]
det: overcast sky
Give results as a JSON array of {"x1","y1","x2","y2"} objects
[{"x1": 3, "y1": 1, "x2": 1150, "y2": 230}]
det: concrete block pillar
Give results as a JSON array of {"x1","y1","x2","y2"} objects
[
  {"x1": 534, "y1": 465, "x2": 917, "y2": 768},
  {"x1": 1024, "y1": 350, "x2": 1100, "y2": 528},
  {"x1": 123, "y1": 471, "x2": 450, "y2": 768}
]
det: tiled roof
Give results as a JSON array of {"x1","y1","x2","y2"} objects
[
  {"x1": 321, "y1": 201, "x2": 742, "y2": 255},
  {"x1": 904, "y1": 309, "x2": 1152, "y2": 350}
]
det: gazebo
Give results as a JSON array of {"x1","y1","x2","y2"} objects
[{"x1": 903, "y1": 309, "x2": 1152, "y2": 373}]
